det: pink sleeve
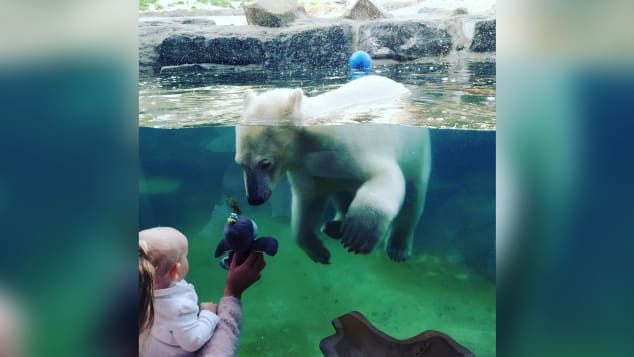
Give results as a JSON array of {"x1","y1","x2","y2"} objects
[{"x1": 197, "y1": 296, "x2": 242, "y2": 357}]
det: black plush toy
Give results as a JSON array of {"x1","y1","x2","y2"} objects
[{"x1": 214, "y1": 201, "x2": 278, "y2": 269}]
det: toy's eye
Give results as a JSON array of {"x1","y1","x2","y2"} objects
[{"x1": 257, "y1": 159, "x2": 272, "y2": 170}]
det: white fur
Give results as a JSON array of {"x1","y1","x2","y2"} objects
[{"x1": 236, "y1": 76, "x2": 431, "y2": 263}]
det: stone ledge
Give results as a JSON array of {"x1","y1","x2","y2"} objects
[
  {"x1": 139, "y1": 16, "x2": 495, "y2": 73},
  {"x1": 470, "y1": 19, "x2": 495, "y2": 52},
  {"x1": 358, "y1": 20, "x2": 452, "y2": 60}
]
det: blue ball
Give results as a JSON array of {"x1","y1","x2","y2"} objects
[{"x1": 349, "y1": 51, "x2": 372, "y2": 72}]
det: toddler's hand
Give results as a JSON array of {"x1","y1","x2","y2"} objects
[{"x1": 200, "y1": 302, "x2": 218, "y2": 314}]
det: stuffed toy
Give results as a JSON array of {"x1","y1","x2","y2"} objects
[{"x1": 214, "y1": 211, "x2": 278, "y2": 269}]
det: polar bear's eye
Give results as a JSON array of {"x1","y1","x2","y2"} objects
[{"x1": 257, "y1": 159, "x2": 272, "y2": 170}]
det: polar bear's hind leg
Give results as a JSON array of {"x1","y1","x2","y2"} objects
[
  {"x1": 385, "y1": 179, "x2": 428, "y2": 261},
  {"x1": 321, "y1": 191, "x2": 354, "y2": 239}
]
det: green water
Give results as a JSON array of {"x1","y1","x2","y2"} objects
[
  {"x1": 185, "y1": 214, "x2": 495, "y2": 356},
  {"x1": 139, "y1": 125, "x2": 495, "y2": 356}
]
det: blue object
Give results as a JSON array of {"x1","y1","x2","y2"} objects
[
  {"x1": 349, "y1": 51, "x2": 372, "y2": 80},
  {"x1": 214, "y1": 212, "x2": 278, "y2": 270}
]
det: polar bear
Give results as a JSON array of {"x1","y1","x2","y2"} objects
[{"x1": 235, "y1": 75, "x2": 431, "y2": 263}]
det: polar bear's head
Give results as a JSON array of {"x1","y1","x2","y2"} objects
[
  {"x1": 241, "y1": 87, "x2": 304, "y2": 123},
  {"x1": 235, "y1": 88, "x2": 304, "y2": 205}
]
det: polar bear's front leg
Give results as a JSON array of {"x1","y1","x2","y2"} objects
[
  {"x1": 292, "y1": 193, "x2": 331, "y2": 264},
  {"x1": 342, "y1": 161, "x2": 406, "y2": 254}
]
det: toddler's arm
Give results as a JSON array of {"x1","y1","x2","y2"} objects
[
  {"x1": 173, "y1": 308, "x2": 220, "y2": 352},
  {"x1": 200, "y1": 302, "x2": 218, "y2": 314}
]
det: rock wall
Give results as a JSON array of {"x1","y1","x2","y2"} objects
[
  {"x1": 139, "y1": 16, "x2": 495, "y2": 73},
  {"x1": 470, "y1": 19, "x2": 496, "y2": 52},
  {"x1": 262, "y1": 25, "x2": 352, "y2": 68},
  {"x1": 159, "y1": 36, "x2": 266, "y2": 66},
  {"x1": 358, "y1": 20, "x2": 452, "y2": 60}
]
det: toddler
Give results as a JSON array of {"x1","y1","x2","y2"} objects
[{"x1": 139, "y1": 227, "x2": 219, "y2": 356}]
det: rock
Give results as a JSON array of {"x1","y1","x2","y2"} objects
[
  {"x1": 344, "y1": 0, "x2": 388, "y2": 20},
  {"x1": 140, "y1": 9, "x2": 243, "y2": 17},
  {"x1": 470, "y1": 19, "x2": 495, "y2": 52},
  {"x1": 138, "y1": 17, "x2": 218, "y2": 73},
  {"x1": 358, "y1": 20, "x2": 452, "y2": 60},
  {"x1": 139, "y1": 17, "x2": 216, "y2": 26},
  {"x1": 304, "y1": 0, "x2": 347, "y2": 18},
  {"x1": 158, "y1": 35, "x2": 266, "y2": 66},
  {"x1": 140, "y1": 14, "x2": 495, "y2": 72},
  {"x1": 159, "y1": 63, "x2": 206, "y2": 74},
  {"x1": 159, "y1": 63, "x2": 265, "y2": 75},
  {"x1": 320, "y1": 312, "x2": 476, "y2": 357},
  {"x1": 382, "y1": 0, "x2": 419, "y2": 11},
  {"x1": 244, "y1": 0, "x2": 302, "y2": 27},
  {"x1": 156, "y1": 24, "x2": 352, "y2": 69},
  {"x1": 262, "y1": 25, "x2": 352, "y2": 68},
  {"x1": 374, "y1": 47, "x2": 396, "y2": 58},
  {"x1": 178, "y1": 17, "x2": 216, "y2": 26},
  {"x1": 138, "y1": 18, "x2": 183, "y2": 73},
  {"x1": 417, "y1": 7, "x2": 435, "y2": 14}
]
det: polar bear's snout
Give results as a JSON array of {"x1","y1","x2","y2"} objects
[{"x1": 244, "y1": 168, "x2": 272, "y2": 206}]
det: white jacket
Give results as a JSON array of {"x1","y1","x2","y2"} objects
[{"x1": 145, "y1": 280, "x2": 219, "y2": 356}]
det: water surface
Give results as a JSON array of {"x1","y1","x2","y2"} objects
[{"x1": 139, "y1": 58, "x2": 495, "y2": 129}]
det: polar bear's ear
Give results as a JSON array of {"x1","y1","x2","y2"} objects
[
  {"x1": 288, "y1": 88, "x2": 303, "y2": 117},
  {"x1": 244, "y1": 89, "x2": 256, "y2": 108}
]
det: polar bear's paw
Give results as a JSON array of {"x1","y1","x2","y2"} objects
[
  {"x1": 386, "y1": 245, "x2": 411, "y2": 261},
  {"x1": 297, "y1": 235, "x2": 331, "y2": 264},
  {"x1": 385, "y1": 235, "x2": 412, "y2": 261},
  {"x1": 321, "y1": 220, "x2": 343, "y2": 239},
  {"x1": 341, "y1": 210, "x2": 388, "y2": 254}
]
